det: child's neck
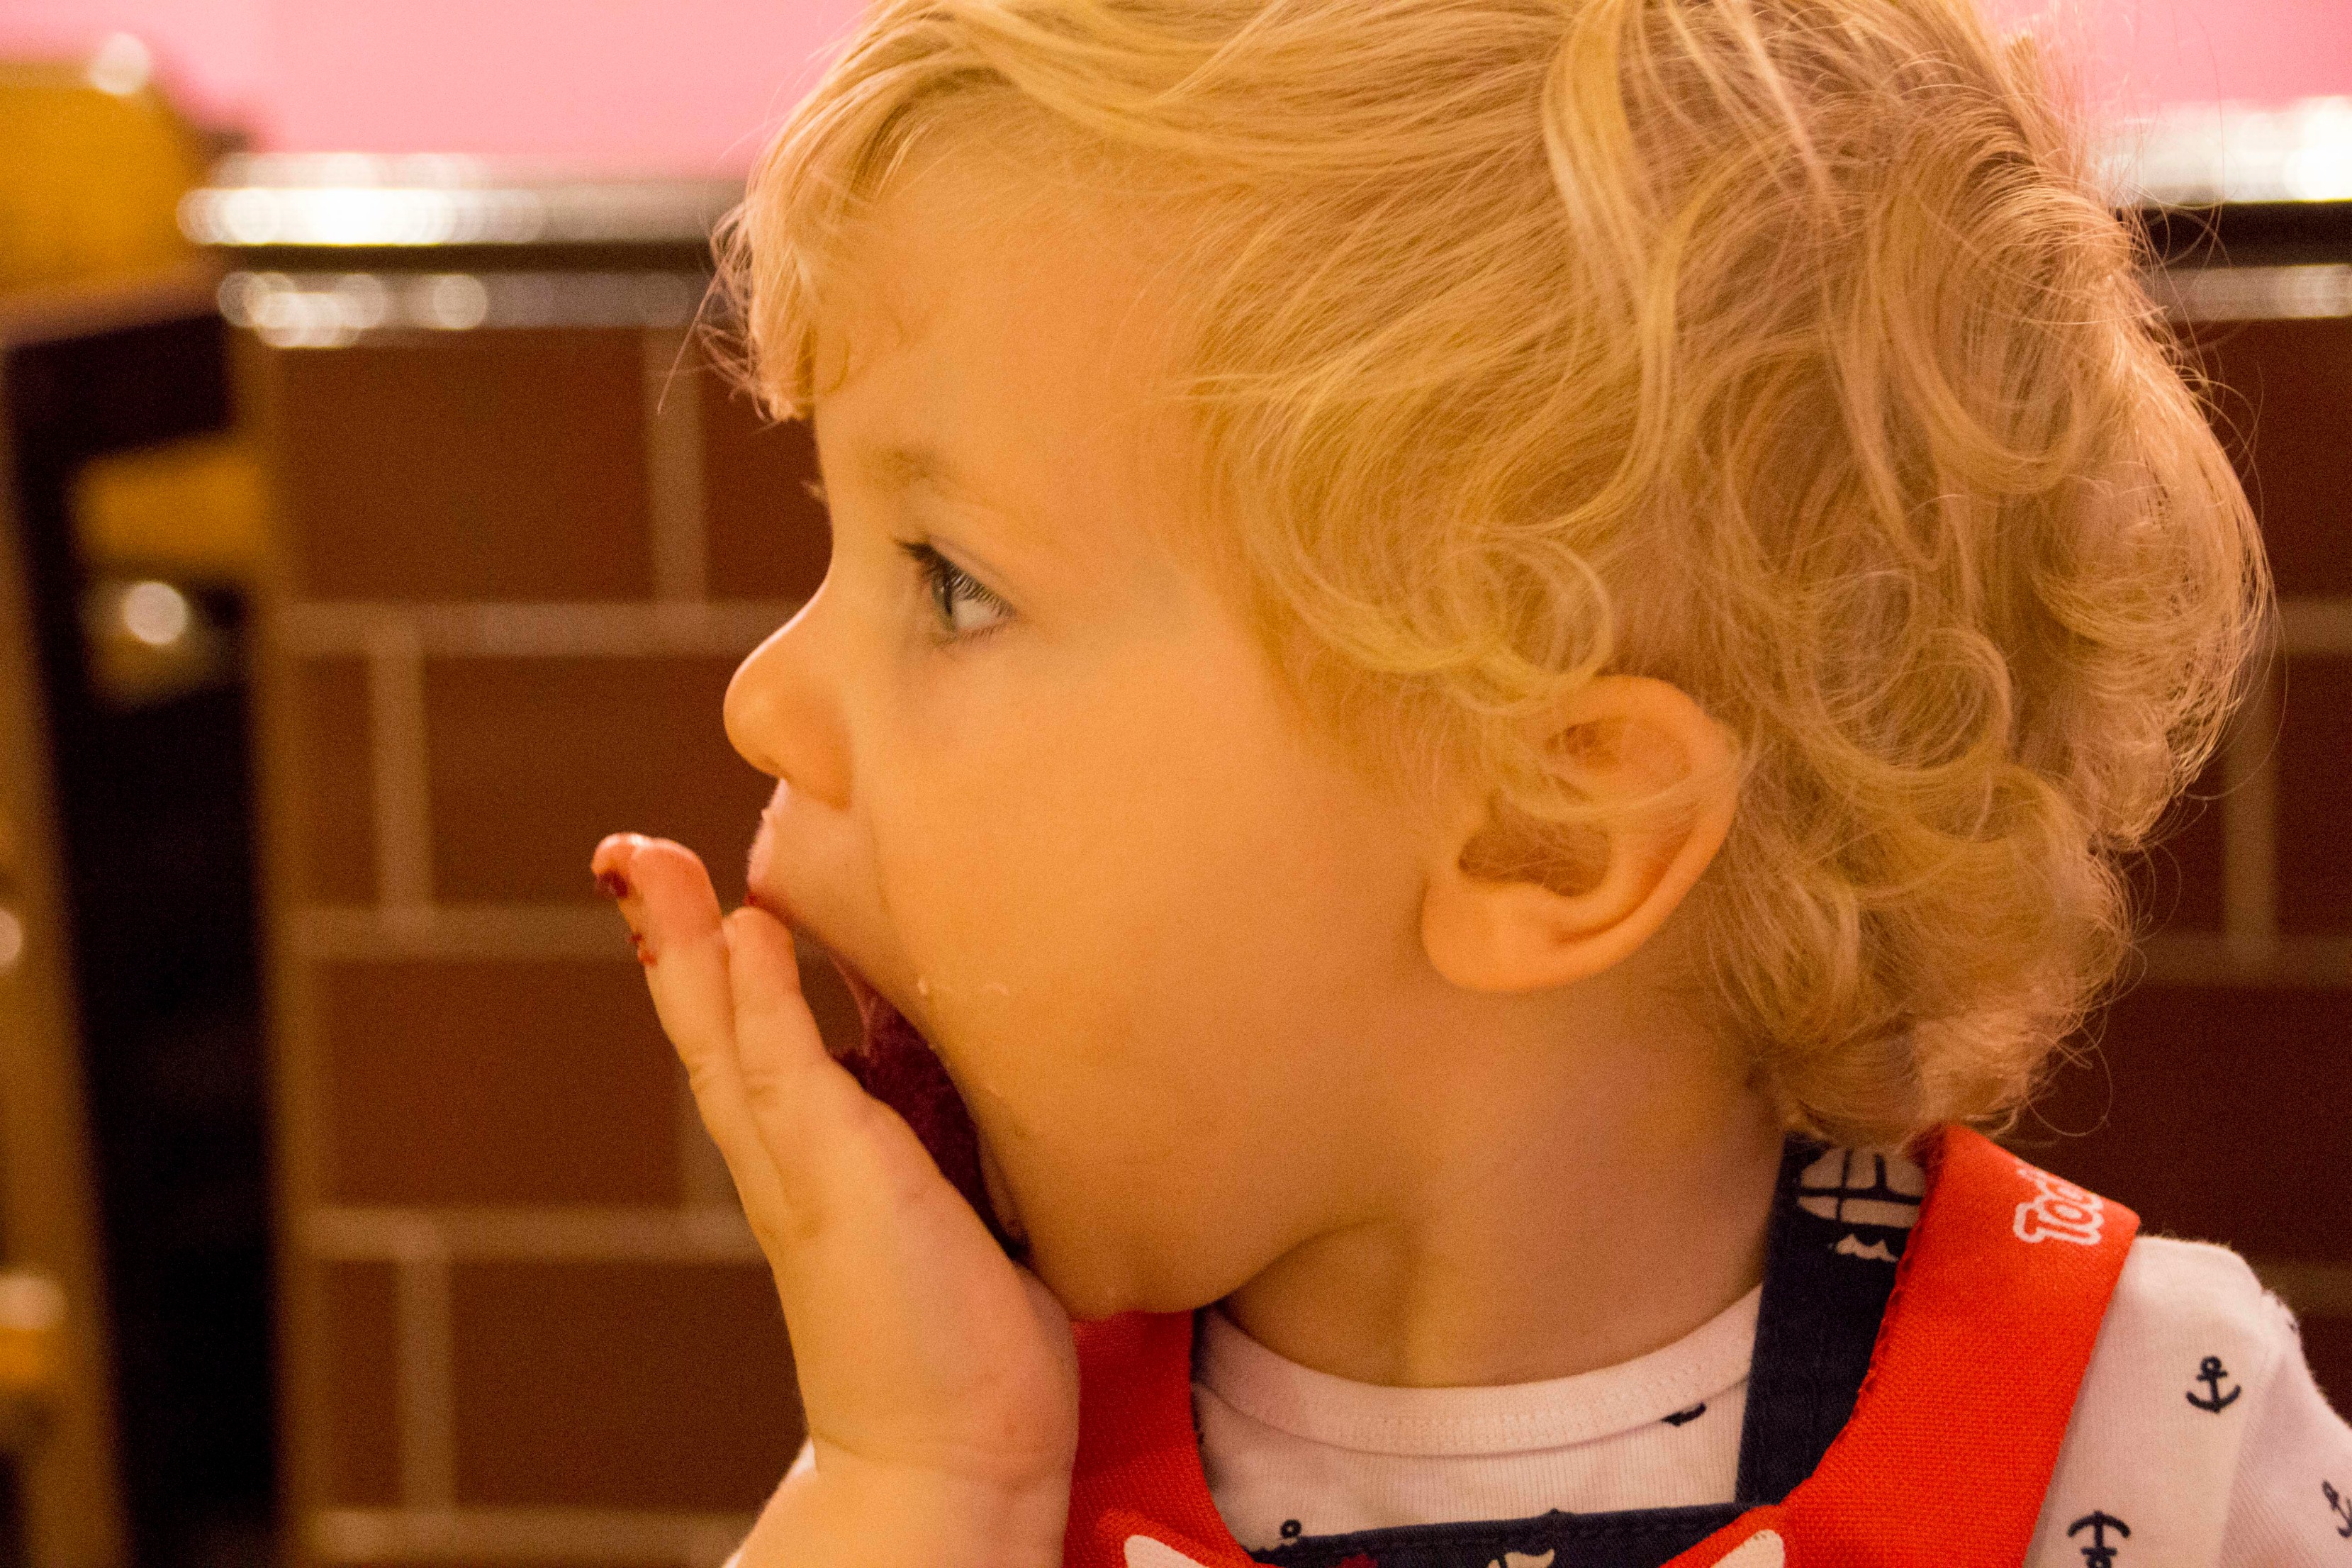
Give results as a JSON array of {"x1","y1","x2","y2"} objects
[{"x1": 1217, "y1": 965, "x2": 1785, "y2": 1389}]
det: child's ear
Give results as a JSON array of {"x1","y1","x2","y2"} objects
[{"x1": 1420, "y1": 676, "x2": 1739, "y2": 993}]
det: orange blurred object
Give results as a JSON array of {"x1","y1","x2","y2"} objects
[{"x1": 0, "y1": 50, "x2": 208, "y2": 295}]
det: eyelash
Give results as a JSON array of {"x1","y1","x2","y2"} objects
[{"x1": 900, "y1": 541, "x2": 1013, "y2": 642}]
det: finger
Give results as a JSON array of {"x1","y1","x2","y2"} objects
[
  {"x1": 593, "y1": 835, "x2": 780, "y2": 1203},
  {"x1": 595, "y1": 836, "x2": 732, "y2": 1041},
  {"x1": 595, "y1": 834, "x2": 720, "y2": 958},
  {"x1": 724, "y1": 904, "x2": 882, "y2": 1219}
]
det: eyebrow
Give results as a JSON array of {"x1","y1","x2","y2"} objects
[
  {"x1": 851, "y1": 438, "x2": 1065, "y2": 571},
  {"x1": 858, "y1": 442, "x2": 990, "y2": 508}
]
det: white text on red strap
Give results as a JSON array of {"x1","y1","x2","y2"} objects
[{"x1": 2011, "y1": 1165, "x2": 2106, "y2": 1246}]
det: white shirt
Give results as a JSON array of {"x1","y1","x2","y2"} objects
[
  {"x1": 1192, "y1": 1237, "x2": 2352, "y2": 1564},
  {"x1": 1194, "y1": 1286, "x2": 1760, "y2": 1547}
]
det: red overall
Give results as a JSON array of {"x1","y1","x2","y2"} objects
[{"x1": 1061, "y1": 1128, "x2": 2137, "y2": 1568}]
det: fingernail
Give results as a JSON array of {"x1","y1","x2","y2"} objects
[{"x1": 596, "y1": 870, "x2": 632, "y2": 900}]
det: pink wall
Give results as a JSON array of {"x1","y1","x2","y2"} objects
[
  {"x1": 1, "y1": 0, "x2": 2347, "y2": 175},
  {"x1": 1992, "y1": 0, "x2": 2352, "y2": 113},
  {"x1": 0, "y1": 0, "x2": 866, "y2": 175}
]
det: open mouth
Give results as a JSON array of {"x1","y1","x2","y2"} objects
[{"x1": 822, "y1": 951, "x2": 1027, "y2": 1261}]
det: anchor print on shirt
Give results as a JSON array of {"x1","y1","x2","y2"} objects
[
  {"x1": 2068, "y1": 1512, "x2": 2129, "y2": 1568},
  {"x1": 2324, "y1": 1479, "x2": 2352, "y2": 1538},
  {"x1": 1482, "y1": 1552, "x2": 1552, "y2": 1568},
  {"x1": 1797, "y1": 1148, "x2": 1924, "y2": 1260},
  {"x1": 2185, "y1": 1356, "x2": 2241, "y2": 1413}
]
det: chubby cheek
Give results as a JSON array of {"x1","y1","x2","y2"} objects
[{"x1": 867, "y1": 675, "x2": 1426, "y2": 1311}]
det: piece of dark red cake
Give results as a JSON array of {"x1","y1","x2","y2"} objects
[{"x1": 831, "y1": 958, "x2": 1025, "y2": 1260}]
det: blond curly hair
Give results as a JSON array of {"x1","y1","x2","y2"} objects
[{"x1": 718, "y1": 0, "x2": 2273, "y2": 1147}]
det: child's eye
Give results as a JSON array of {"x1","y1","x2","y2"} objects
[{"x1": 901, "y1": 542, "x2": 1013, "y2": 640}]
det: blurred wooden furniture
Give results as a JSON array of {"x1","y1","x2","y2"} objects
[
  {"x1": 4, "y1": 271, "x2": 281, "y2": 1568},
  {"x1": 0, "y1": 276, "x2": 209, "y2": 1568},
  {"x1": 0, "y1": 55, "x2": 248, "y2": 1568},
  {"x1": 0, "y1": 59, "x2": 206, "y2": 297}
]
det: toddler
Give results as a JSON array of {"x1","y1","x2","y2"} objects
[{"x1": 590, "y1": 0, "x2": 2352, "y2": 1563}]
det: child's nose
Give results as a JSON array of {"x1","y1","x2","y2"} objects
[{"x1": 724, "y1": 591, "x2": 853, "y2": 809}]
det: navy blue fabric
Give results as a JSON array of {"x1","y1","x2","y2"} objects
[
  {"x1": 1734, "y1": 1141, "x2": 1916, "y2": 1506},
  {"x1": 1248, "y1": 1504, "x2": 1742, "y2": 1568},
  {"x1": 1243, "y1": 1138, "x2": 1908, "y2": 1568}
]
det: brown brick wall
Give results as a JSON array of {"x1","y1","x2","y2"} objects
[
  {"x1": 448, "y1": 1261, "x2": 800, "y2": 1511},
  {"x1": 422, "y1": 658, "x2": 764, "y2": 905},
  {"x1": 702, "y1": 380, "x2": 828, "y2": 604},
  {"x1": 322, "y1": 1262, "x2": 402, "y2": 1510},
  {"x1": 2199, "y1": 318, "x2": 2352, "y2": 599},
  {"x1": 320, "y1": 962, "x2": 683, "y2": 1208},
  {"x1": 292, "y1": 656, "x2": 377, "y2": 905},
  {"x1": 254, "y1": 317, "x2": 822, "y2": 1567},
  {"x1": 275, "y1": 332, "x2": 656, "y2": 603}
]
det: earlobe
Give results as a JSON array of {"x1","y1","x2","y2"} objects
[{"x1": 1420, "y1": 676, "x2": 1737, "y2": 994}]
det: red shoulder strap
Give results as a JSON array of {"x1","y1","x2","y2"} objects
[
  {"x1": 1064, "y1": 1313, "x2": 1253, "y2": 1568},
  {"x1": 1065, "y1": 1127, "x2": 2137, "y2": 1568},
  {"x1": 1671, "y1": 1128, "x2": 2139, "y2": 1567}
]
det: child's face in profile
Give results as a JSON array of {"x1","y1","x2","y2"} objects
[{"x1": 724, "y1": 151, "x2": 1462, "y2": 1318}]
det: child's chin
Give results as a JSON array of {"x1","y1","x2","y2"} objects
[{"x1": 822, "y1": 952, "x2": 1028, "y2": 1260}]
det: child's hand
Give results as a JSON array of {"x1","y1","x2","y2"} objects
[{"x1": 590, "y1": 834, "x2": 1079, "y2": 1568}]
